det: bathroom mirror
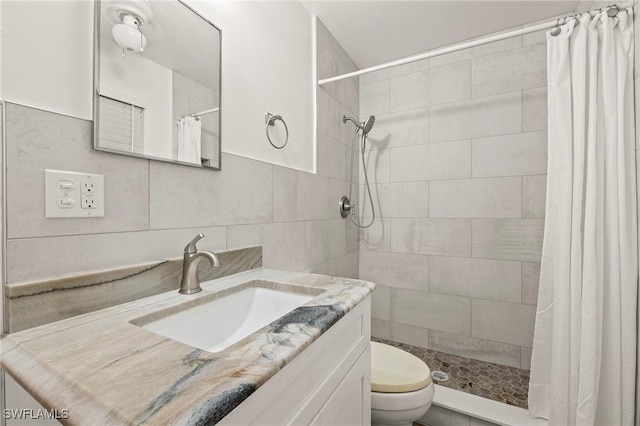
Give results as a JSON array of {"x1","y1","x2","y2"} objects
[{"x1": 94, "y1": 0, "x2": 221, "y2": 170}]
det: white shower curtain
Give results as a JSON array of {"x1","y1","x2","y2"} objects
[
  {"x1": 528, "y1": 10, "x2": 637, "y2": 425},
  {"x1": 177, "y1": 116, "x2": 202, "y2": 165}
]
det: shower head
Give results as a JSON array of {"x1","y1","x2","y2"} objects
[
  {"x1": 362, "y1": 115, "x2": 375, "y2": 135},
  {"x1": 342, "y1": 115, "x2": 376, "y2": 135}
]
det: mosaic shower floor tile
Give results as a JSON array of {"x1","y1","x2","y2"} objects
[{"x1": 373, "y1": 337, "x2": 530, "y2": 409}]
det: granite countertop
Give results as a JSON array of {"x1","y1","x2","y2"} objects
[{"x1": 1, "y1": 268, "x2": 375, "y2": 425}]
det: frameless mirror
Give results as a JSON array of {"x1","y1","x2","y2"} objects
[{"x1": 94, "y1": 0, "x2": 221, "y2": 170}]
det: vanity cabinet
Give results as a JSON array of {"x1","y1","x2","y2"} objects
[{"x1": 219, "y1": 296, "x2": 372, "y2": 426}]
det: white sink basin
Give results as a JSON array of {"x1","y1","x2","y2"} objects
[{"x1": 132, "y1": 280, "x2": 321, "y2": 353}]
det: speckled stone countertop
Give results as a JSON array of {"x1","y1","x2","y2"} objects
[{"x1": 1, "y1": 269, "x2": 375, "y2": 425}]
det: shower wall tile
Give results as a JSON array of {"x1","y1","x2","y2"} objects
[
  {"x1": 5, "y1": 103, "x2": 150, "y2": 239},
  {"x1": 391, "y1": 288, "x2": 471, "y2": 336},
  {"x1": 361, "y1": 182, "x2": 429, "y2": 219},
  {"x1": 472, "y1": 299, "x2": 536, "y2": 347},
  {"x1": 149, "y1": 154, "x2": 273, "y2": 229},
  {"x1": 522, "y1": 175, "x2": 547, "y2": 218},
  {"x1": 6, "y1": 227, "x2": 227, "y2": 283},
  {"x1": 360, "y1": 58, "x2": 431, "y2": 86},
  {"x1": 472, "y1": 219, "x2": 544, "y2": 262},
  {"x1": 429, "y1": 29, "x2": 522, "y2": 68},
  {"x1": 389, "y1": 61, "x2": 471, "y2": 111},
  {"x1": 391, "y1": 218, "x2": 472, "y2": 257},
  {"x1": 346, "y1": 77, "x2": 359, "y2": 117},
  {"x1": 472, "y1": 43, "x2": 546, "y2": 97},
  {"x1": 371, "y1": 319, "x2": 391, "y2": 340},
  {"x1": 428, "y1": 329, "x2": 522, "y2": 369},
  {"x1": 523, "y1": 87, "x2": 548, "y2": 132},
  {"x1": 520, "y1": 347, "x2": 533, "y2": 370},
  {"x1": 429, "y1": 256, "x2": 521, "y2": 303},
  {"x1": 521, "y1": 262, "x2": 541, "y2": 306},
  {"x1": 359, "y1": 147, "x2": 391, "y2": 184},
  {"x1": 305, "y1": 219, "x2": 346, "y2": 267},
  {"x1": 390, "y1": 322, "x2": 429, "y2": 348},
  {"x1": 359, "y1": 251, "x2": 429, "y2": 291},
  {"x1": 358, "y1": 24, "x2": 545, "y2": 370},
  {"x1": 360, "y1": 80, "x2": 390, "y2": 117},
  {"x1": 263, "y1": 221, "x2": 307, "y2": 272},
  {"x1": 429, "y1": 177, "x2": 521, "y2": 218},
  {"x1": 359, "y1": 218, "x2": 391, "y2": 252},
  {"x1": 366, "y1": 108, "x2": 429, "y2": 149},
  {"x1": 273, "y1": 166, "x2": 330, "y2": 222},
  {"x1": 371, "y1": 284, "x2": 391, "y2": 321},
  {"x1": 390, "y1": 140, "x2": 471, "y2": 182},
  {"x1": 430, "y1": 92, "x2": 522, "y2": 142},
  {"x1": 317, "y1": 131, "x2": 348, "y2": 181},
  {"x1": 345, "y1": 219, "x2": 360, "y2": 254},
  {"x1": 472, "y1": 131, "x2": 548, "y2": 178}
]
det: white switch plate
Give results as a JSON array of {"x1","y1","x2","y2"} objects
[{"x1": 45, "y1": 170, "x2": 105, "y2": 218}]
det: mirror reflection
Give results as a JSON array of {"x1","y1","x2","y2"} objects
[{"x1": 95, "y1": 0, "x2": 221, "y2": 169}]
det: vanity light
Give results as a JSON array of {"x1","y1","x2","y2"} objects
[{"x1": 112, "y1": 13, "x2": 147, "y2": 54}]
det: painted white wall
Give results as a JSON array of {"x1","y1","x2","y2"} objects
[
  {"x1": 0, "y1": 0, "x2": 315, "y2": 172},
  {"x1": 185, "y1": 1, "x2": 314, "y2": 172},
  {"x1": 0, "y1": 0, "x2": 93, "y2": 120},
  {"x1": 100, "y1": 37, "x2": 173, "y2": 159}
]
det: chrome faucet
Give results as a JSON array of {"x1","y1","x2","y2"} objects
[{"x1": 179, "y1": 233, "x2": 220, "y2": 294}]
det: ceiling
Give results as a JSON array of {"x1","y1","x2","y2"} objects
[{"x1": 300, "y1": 0, "x2": 594, "y2": 69}]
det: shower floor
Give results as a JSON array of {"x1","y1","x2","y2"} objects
[{"x1": 373, "y1": 337, "x2": 530, "y2": 409}]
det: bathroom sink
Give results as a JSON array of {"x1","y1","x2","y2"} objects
[{"x1": 130, "y1": 280, "x2": 322, "y2": 353}]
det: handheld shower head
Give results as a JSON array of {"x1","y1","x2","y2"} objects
[
  {"x1": 342, "y1": 115, "x2": 376, "y2": 135},
  {"x1": 362, "y1": 115, "x2": 375, "y2": 135}
]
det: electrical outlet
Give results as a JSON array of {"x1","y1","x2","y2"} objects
[
  {"x1": 81, "y1": 181, "x2": 95, "y2": 195},
  {"x1": 45, "y1": 170, "x2": 105, "y2": 218},
  {"x1": 81, "y1": 197, "x2": 96, "y2": 209}
]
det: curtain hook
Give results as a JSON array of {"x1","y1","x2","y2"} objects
[
  {"x1": 606, "y1": 4, "x2": 619, "y2": 17},
  {"x1": 550, "y1": 18, "x2": 562, "y2": 36}
]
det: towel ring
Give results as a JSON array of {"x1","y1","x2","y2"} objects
[{"x1": 265, "y1": 112, "x2": 289, "y2": 149}]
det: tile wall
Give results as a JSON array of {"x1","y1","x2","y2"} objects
[
  {"x1": 3, "y1": 21, "x2": 359, "y2": 293},
  {"x1": 359, "y1": 27, "x2": 548, "y2": 369}
]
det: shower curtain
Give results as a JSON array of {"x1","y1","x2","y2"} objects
[
  {"x1": 177, "y1": 116, "x2": 202, "y2": 165},
  {"x1": 528, "y1": 10, "x2": 637, "y2": 425}
]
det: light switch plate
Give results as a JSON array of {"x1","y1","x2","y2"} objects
[{"x1": 45, "y1": 170, "x2": 105, "y2": 218}]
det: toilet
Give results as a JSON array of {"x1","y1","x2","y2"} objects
[{"x1": 371, "y1": 342, "x2": 435, "y2": 426}]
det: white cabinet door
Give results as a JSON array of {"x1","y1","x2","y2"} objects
[{"x1": 318, "y1": 347, "x2": 371, "y2": 426}]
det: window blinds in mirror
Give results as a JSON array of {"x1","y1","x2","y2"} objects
[{"x1": 98, "y1": 96, "x2": 144, "y2": 154}]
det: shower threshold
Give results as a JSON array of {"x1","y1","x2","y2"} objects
[{"x1": 373, "y1": 337, "x2": 530, "y2": 409}]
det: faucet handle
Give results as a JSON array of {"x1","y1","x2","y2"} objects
[{"x1": 184, "y1": 233, "x2": 205, "y2": 254}]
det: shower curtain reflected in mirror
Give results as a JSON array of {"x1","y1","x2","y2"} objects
[
  {"x1": 177, "y1": 116, "x2": 202, "y2": 165},
  {"x1": 529, "y1": 10, "x2": 637, "y2": 425}
]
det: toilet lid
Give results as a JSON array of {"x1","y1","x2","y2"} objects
[{"x1": 371, "y1": 342, "x2": 432, "y2": 393}]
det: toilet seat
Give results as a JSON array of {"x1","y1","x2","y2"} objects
[{"x1": 371, "y1": 342, "x2": 432, "y2": 393}]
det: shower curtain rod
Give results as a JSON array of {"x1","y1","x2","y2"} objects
[{"x1": 317, "y1": 0, "x2": 634, "y2": 86}]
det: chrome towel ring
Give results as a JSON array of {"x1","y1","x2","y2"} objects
[{"x1": 265, "y1": 112, "x2": 289, "y2": 149}]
